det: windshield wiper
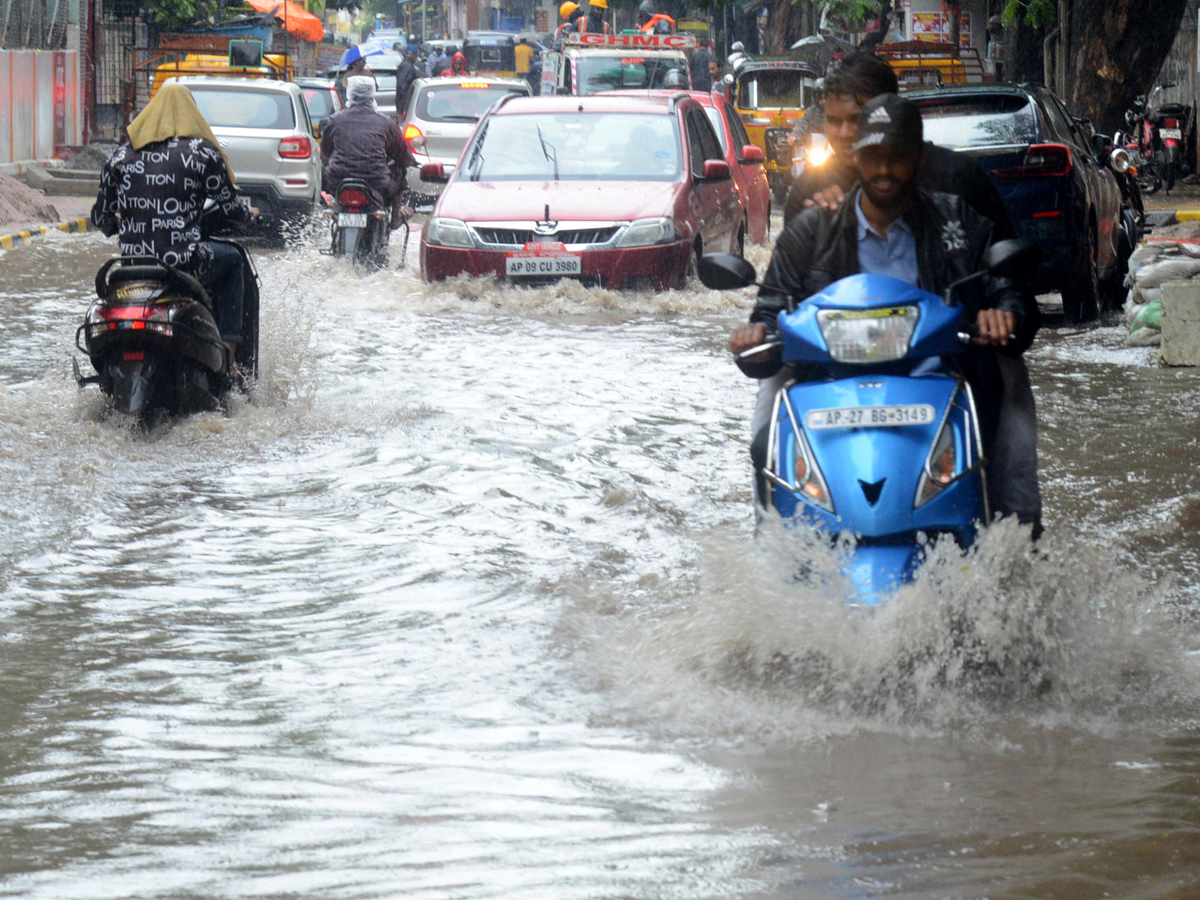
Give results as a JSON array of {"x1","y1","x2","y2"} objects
[
  {"x1": 466, "y1": 122, "x2": 487, "y2": 181},
  {"x1": 441, "y1": 114, "x2": 479, "y2": 122},
  {"x1": 536, "y1": 124, "x2": 560, "y2": 181}
]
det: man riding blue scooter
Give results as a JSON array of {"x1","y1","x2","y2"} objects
[{"x1": 729, "y1": 95, "x2": 1041, "y2": 542}]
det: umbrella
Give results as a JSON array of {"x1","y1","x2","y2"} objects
[
  {"x1": 341, "y1": 40, "x2": 387, "y2": 67},
  {"x1": 243, "y1": 0, "x2": 324, "y2": 42},
  {"x1": 790, "y1": 33, "x2": 855, "y2": 53}
]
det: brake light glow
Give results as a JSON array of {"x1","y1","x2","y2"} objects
[
  {"x1": 403, "y1": 123, "x2": 427, "y2": 153},
  {"x1": 458, "y1": 82, "x2": 491, "y2": 89},
  {"x1": 1165, "y1": 118, "x2": 1180, "y2": 129},
  {"x1": 278, "y1": 135, "x2": 312, "y2": 159},
  {"x1": 992, "y1": 143, "x2": 1072, "y2": 178},
  {"x1": 338, "y1": 188, "x2": 369, "y2": 209}
]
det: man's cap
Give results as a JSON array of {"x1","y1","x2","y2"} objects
[
  {"x1": 405, "y1": 43, "x2": 420, "y2": 54},
  {"x1": 852, "y1": 94, "x2": 923, "y2": 154}
]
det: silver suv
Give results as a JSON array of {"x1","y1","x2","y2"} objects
[
  {"x1": 401, "y1": 76, "x2": 531, "y2": 204},
  {"x1": 176, "y1": 76, "x2": 321, "y2": 241}
]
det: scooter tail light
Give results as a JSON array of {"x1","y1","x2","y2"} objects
[
  {"x1": 992, "y1": 143, "x2": 1072, "y2": 178},
  {"x1": 1165, "y1": 118, "x2": 1180, "y2": 129},
  {"x1": 915, "y1": 419, "x2": 958, "y2": 508},
  {"x1": 278, "y1": 135, "x2": 312, "y2": 159},
  {"x1": 338, "y1": 188, "x2": 370, "y2": 209}
]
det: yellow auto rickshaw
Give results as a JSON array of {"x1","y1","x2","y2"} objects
[{"x1": 727, "y1": 58, "x2": 820, "y2": 206}]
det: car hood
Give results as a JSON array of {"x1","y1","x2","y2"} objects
[{"x1": 435, "y1": 180, "x2": 683, "y2": 223}]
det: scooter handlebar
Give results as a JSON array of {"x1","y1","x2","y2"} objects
[{"x1": 736, "y1": 340, "x2": 783, "y2": 360}]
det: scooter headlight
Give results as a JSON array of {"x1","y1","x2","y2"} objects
[
  {"x1": 817, "y1": 306, "x2": 919, "y2": 363},
  {"x1": 806, "y1": 143, "x2": 831, "y2": 167},
  {"x1": 424, "y1": 217, "x2": 475, "y2": 248}
]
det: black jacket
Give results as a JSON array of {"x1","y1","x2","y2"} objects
[
  {"x1": 92, "y1": 137, "x2": 251, "y2": 272},
  {"x1": 744, "y1": 186, "x2": 1037, "y2": 366},
  {"x1": 320, "y1": 104, "x2": 413, "y2": 197},
  {"x1": 783, "y1": 142, "x2": 1014, "y2": 240},
  {"x1": 743, "y1": 188, "x2": 1039, "y2": 447},
  {"x1": 395, "y1": 59, "x2": 420, "y2": 114}
]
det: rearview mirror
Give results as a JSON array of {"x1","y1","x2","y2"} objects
[
  {"x1": 698, "y1": 253, "x2": 757, "y2": 290},
  {"x1": 1092, "y1": 132, "x2": 1113, "y2": 160},
  {"x1": 700, "y1": 159, "x2": 731, "y2": 181},
  {"x1": 420, "y1": 162, "x2": 448, "y2": 183},
  {"x1": 740, "y1": 145, "x2": 765, "y2": 164},
  {"x1": 982, "y1": 239, "x2": 1041, "y2": 279}
]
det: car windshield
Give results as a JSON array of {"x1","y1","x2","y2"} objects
[
  {"x1": 575, "y1": 56, "x2": 686, "y2": 93},
  {"x1": 463, "y1": 111, "x2": 681, "y2": 181},
  {"x1": 301, "y1": 87, "x2": 336, "y2": 120},
  {"x1": 735, "y1": 70, "x2": 812, "y2": 109},
  {"x1": 416, "y1": 84, "x2": 526, "y2": 122},
  {"x1": 918, "y1": 95, "x2": 1039, "y2": 148},
  {"x1": 189, "y1": 89, "x2": 295, "y2": 128}
]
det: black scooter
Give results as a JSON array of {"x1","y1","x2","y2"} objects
[
  {"x1": 74, "y1": 241, "x2": 259, "y2": 423},
  {"x1": 321, "y1": 178, "x2": 409, "y2": 270}
]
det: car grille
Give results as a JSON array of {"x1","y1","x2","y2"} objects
[{"x1": 473, "y1": 226, "x2": 621, "y2": 247}]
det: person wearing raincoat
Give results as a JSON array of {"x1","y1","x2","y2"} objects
[
  {"x1": 91, "y1": 82, "x2": 257, "y2": 355},
  {"x1": 439, "y1": 51, "x2": 471, "y2": 77}
]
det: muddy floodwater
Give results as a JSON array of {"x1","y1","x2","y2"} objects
[{"x1": 2, "y1": 226, "x2": 1200, "y2": 899}]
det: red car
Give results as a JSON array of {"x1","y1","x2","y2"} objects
[
  {"x1": 607, "y1": 90, "x2": 771, "y2": 246},
  {"x1": 419, "y1": 93, "x2": 743, "y2": 289}
]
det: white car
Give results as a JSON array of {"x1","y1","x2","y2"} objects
[
  {"x1": 176, "y1": 76, "x2": 322, "y2": 242},
  {"x1": 400, "y1": 76, "x2": 531, "y2": 204}
]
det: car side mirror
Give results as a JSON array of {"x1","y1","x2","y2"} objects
[
  {"x1": 700, "y1": 159, "x2": 731, "y2": 181},
  {"x1": 982, "y1": 238, "x2": 1041, "y2": 279},
  {"x1": 698, "y1": 253, "x2": 757, "y2": 290},
  {"x1": 723, "y1": 73, "x2": 734, "y2": 85},
  {"x1": 739, "y1": 145, "x2": 765, "y2": 164},
  {"x1": 420, "y1": 162, "x2": 448, "y2": 183},
  {"x1": 1092, "y1": 131, "x2": 1113, "y2": 161}
]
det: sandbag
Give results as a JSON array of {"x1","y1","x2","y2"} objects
[
  {"x1": 1132, "y1": 257, "x2": 1200, "y2": 289},
  {"x1": 1130, "y1": 297, "x2": 1162, "y2": 332},
  {"x1": 1128, "y1": 326, "x2": 1162, "y2": 347}
]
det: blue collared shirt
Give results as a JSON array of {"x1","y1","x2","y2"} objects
[{"x1": 854, "y1": 190, "x2": 919, "y2": 286}]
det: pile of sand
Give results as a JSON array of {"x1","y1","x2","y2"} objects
[{"x1": 0, "y1": 173, "x2": 58, "y2": 232}]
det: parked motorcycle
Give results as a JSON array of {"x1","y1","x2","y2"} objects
[
  {"x1": 74, "y1": 242, "x2": 260, "y2": 423},
  {"x1": 1126, "y1": 84, "x2": 1193, "y2": 195},
  {"x1": 321, "y1": 179, "x2": 408, "y2": 270},
  {"x1": 700, "y1": 239, "x2": 1039, "y2": 602}
]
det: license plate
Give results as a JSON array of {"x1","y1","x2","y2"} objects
[
  {"x1": 806, "y1": 404, "x2": 936, "y2": 430},
  {"x1": 505, "y1": 254, "x2": 582, "y2": 276},
  {"x1": 1161, "y1": 128, "x2": 1183, "y2": 140},
  {"x1": 338, "y1": 213, "x2": 368, "y2": 227}
]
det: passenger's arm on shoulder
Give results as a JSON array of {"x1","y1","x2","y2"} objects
[{"x1": 92, "y1": 154, "x2": 121, "y2": 237}]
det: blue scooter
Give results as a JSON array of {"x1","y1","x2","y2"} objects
[{"x1": 702, "y1": 240, "x2": 1038, "y2": 602}]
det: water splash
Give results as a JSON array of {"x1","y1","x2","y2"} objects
[{"x1": 559, "y1": 516, "x2": 1200, "y2": 743}]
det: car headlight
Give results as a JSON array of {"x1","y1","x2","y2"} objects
[
  {"x1": 616, "y1": 217, "x2": 675, "y2": 248},
  {"x1": 424, "y1": 217, "x2": 474, "y2": 248},
  {"x1": 817, "y1": 306, "x2": 919, "y2": 363}
]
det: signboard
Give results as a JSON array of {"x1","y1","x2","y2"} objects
[
  {"x1": 911, "y1": 11, "x2": 972, "y2": 48},
  {"x1": 564, "y1": 32, "x2": 697, "y2": 50}
]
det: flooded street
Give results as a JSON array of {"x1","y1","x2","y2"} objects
[{"x1": 3, "y1": 226, "x2": 1200, "y2": 899}]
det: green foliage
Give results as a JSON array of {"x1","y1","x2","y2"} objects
[
  {"x1": 144, "y1": 0, "x2": 218, "y2": 26},
  {"x1": 1000, "y1": 0, "x2": 1057, "y2": 28}
]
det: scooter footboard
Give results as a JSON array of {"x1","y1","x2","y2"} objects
[{"x1": 766, "y1": 371, "x2": 987, "y2": 544}]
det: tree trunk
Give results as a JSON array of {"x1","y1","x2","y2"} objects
[
  {"x1": 763, "y1": 0, "x2": 808, "y2": 55},
  {"x1": 946, "y1": 1, "x2": 961, "y2": 51},
  {"x1": 1066, "y1": 0, "x2": 1189, "y2": 135},
  {"x1": 1002, "y1": 15, "x2": 1045, "y2": 85}
]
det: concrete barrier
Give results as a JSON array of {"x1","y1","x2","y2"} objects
[{"x1": 1161, "y1": 281, "x2": 1200, "y2": 366}]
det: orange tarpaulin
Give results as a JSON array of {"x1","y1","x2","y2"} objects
[{"x1": 244, "y1": 0, "x2": 324, "y2": 42}]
